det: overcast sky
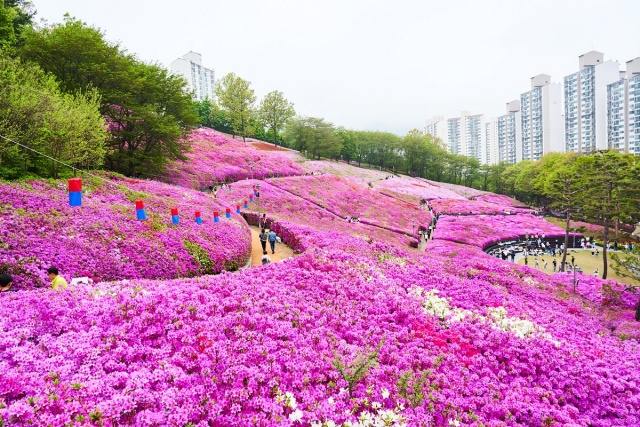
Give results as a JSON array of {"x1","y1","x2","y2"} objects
[{"x1": 33, "y1": 0, "x2": 640, "y2": 135}]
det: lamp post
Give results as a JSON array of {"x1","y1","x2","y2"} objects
[
  {"x1": 249, "y1": 160, "x2": 261, "y2": 180},
  {"x1": 256, "y1": 183, "x2": 261, "y2": 212}
]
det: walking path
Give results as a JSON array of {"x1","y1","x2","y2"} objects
[{"x1": 249, "y1": 225, "x2": 295, "y2": 266}]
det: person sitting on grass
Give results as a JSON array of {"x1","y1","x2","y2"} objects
[
  {"x1": 0, "y1": 274, "x2": 16, "y2": 293},
  {"x1": 47, "y1": 267, "x2": 68, "y2": 291}
]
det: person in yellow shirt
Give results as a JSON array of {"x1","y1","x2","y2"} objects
[{"x1": 47, "y1": 267, "x2": 68, "y2": 291}]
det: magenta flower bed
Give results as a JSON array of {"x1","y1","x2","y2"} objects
[
  {"x1": 568, "y1": 220, "x2": 606, "y2": 233},
  {"x1": 1, "y1": 147, "x2": 639, "y2": 426},
  {"x1": 164, "y1": 128, "x2": 306, "y2": 187},
  {"x1": 1, "y1": 233, "x2": 639, "y2": 426},
  {"x1": 374, "y1": 178, "x2": 468, "y2": 201},
  {"x1": 421, "y1": 179, "x2": 486, "y2": 198},
  {"x1": 430, "y1": 199, "x2": 533, "y2": 215},
  {"x1": 0, "y1": 177, "x2": 250, "y2": 288},
  {"x1": 301, "y1": 160, "x2": 390, "y2": 186},
  {"x1": 266, "y1": 175, "x2": 432, "y2": 236},
  {"x1": 471, "y1": 193, "x2": 529, "y2": 208},
  {"x1": 433, "y1": 214, "x2": 580, "y2": 249},
  {"x1": 217, "y1": 180, "x2": 420, "y2": 249}
]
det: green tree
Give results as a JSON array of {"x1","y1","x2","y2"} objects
[
  {"x1": 193, "y1": 98, "x2": 233, "y2": 134},
  {"x1": 0, "y1": 55, "x2": 106, "y2": 179},
  {"x1": 19, "y1": 16, "x2": 198, "y2": 176},
  {"x1": 486, "y1": 162, "x2": 509, "y2": 194},
  {"x1": 337, "y1": 128, "x2": 358, "y2": 163},
  {"x1": 0, "y1": 3, "x2": 17, "y2": 52},
  {"x1": 257, "y1": 90, "x2": 295, "y2": 146},
  {"x1": 43, "y1": 90, "x2": 106, "y2": 178},
  {"x1": 579, "y1": 151, "x2": 638, "y2": 279},
  {"x1": 0, "y1": 1, "x2": 33, "y2": 53},
  {"x1": 402, "y1": 129, "x2": 428, "y2": 176},
  {"x1": 214, "y1": 72, "x2": 256, "y2": 142},
  {"x1": 544, "y1": 153, "x2": 583, "y2": 272},
  {"x1": 284, "y1": 116, "x2": 341, "y2": 159}
]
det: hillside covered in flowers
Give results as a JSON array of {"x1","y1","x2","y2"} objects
[
  {"x1": 1, "y1": 129, "x2": 638, "y2": 427},
  {"x1": 0, "y1": 175, "x2": 251, "y2": 288}
]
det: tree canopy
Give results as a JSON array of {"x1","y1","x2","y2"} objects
[
  {"x1": 257, "y1": 90, "x2": 295, "y2": 146},
  {"x1": 214, "y1": 72, "x2": 256, "y2": 142},
  {"x1": 18, "y1": 15, "x2": 198, "y2": 177},
  {"x1": 0, "y1": 55, "x2": 106, "y2": 179}
]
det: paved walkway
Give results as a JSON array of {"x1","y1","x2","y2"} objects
[{"x1": 249, "y1": 226, "x2": 295, "y2": 266}]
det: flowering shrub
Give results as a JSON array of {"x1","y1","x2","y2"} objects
[
  {"x1": 433, "y1": 214, "x2": 580, "y2": 249},
  {"x1": 470, "y1": 193, "x2": 529, "y2": 208},
  {"x1": 1, "y1": 236, "x2": 640, "y2": 426},
  {"x1": 301, "y1": 161, "x2": 390, "y2": 186},
  {"x1": 216, "y1": 180, "x2": 419, "y2": 250},
  {"x1": 266, "y1": 175, "x2": 432, "y2": 236},
  {"x1": 420, "y1": 179, "x2": 486, "y2": 198},
  {"x1": 430, "y1": 199, "x2": 533, "y2": 215},
  {"x1": 567, "y1": 220, "x2": 605, "y2": 233},
  {"x1": 165, "y1": 128, "x2": 306, "y2": 187},
  {"x1": 374, "y1": 178, "x2": 468, "y2": 201},
  {"x1": 0, "y1": 176, "x2": 250, "y2": 288},
  {"x1": 1, "y1": 142, "x2": 640, "y2": 426}
]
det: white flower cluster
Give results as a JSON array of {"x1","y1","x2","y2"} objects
[
  {"x1": 410, "y1": 286, "x2": 560, "y2": 346},
  {"x1": 310, "y1": 406, "x2": 406, "y2": 427},
  {"x1": 310, "y1": 391, "x2": 407, "y2": 427},
  {"x1": 410, "y1": 287, "x2": 472, "y2": 321},
  {"x1": 276, "y1": 391, "x2": 303, "y2": 423},
  {"x1": 486, "y1": 306, "x2": 536, "y2": 339}
]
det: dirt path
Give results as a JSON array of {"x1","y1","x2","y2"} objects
[{"x1": 249, "y1": 226, "x2": 295, "y2": 266}]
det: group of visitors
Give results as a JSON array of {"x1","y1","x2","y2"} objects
[
  {"x1": 606, "y1": 241, "x2": 635, "y2": 252},
  {"x1": 1, "y1": 266, "x2": 69, "y2": 293},
  {"x1": 345, "y1": 216, "x2": 361, "y2": 223},
  {"x1": 418, "y1": 213, "x2": 439, "y2": 242},
  {"x1": 203, "y1": 182, "x2": 233, "y2": 198},
  {"x1": 419, "y1": 200, "x2": 435, "y2": 214},
  {"x1": 258, "y1": 227, "x2": 280, "y2": 265}
]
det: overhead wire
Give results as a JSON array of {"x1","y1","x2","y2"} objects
[{"x1": 0, "y1": 132, "x2": 132, "y2": 192}]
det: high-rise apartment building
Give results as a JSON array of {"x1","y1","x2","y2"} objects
[
  {"x1": 484, "y1": 101, "x2": 523, "y2": 165},
  {"x1": 564, "y1": 51, "x2": 620, "y2": 154},
  {"x1": 520, "y1": 74, "x2": 563, "y2": 161},
  {"x1": 607, "y1": 58, "x2": 640, "y2": 155},
  {"x1": 498, "y1": 100, "x2": 523, "y2": 164},
  {"x1": 445, "y1": 112, "x2": 484, "y2": 163},
  {"x1": 425, "y1": 116, "x2": 448, "y2": 147},
  {"x1": 170, "y1": 52, "x2": 216, "y2": 101},
  {"x1": 485, "y1": 118, "x2": 498, "y2": 165}
]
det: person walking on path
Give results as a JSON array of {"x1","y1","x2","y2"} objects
[
  {"x1": 47, "y1": 267, "x2": 68, "y2": 291},
  {"x1": 261, "y1": 251, "x2": 271, "y2": 265},
  {"x1": 259, "y1": 229, "x2": 268, "y2": 252},
  {"x1": 268, "y1": 230, "x2": 277, "y2": 254},
  {"x1": 552, "y1": 259, "x2": 557, "y2": 272}
]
